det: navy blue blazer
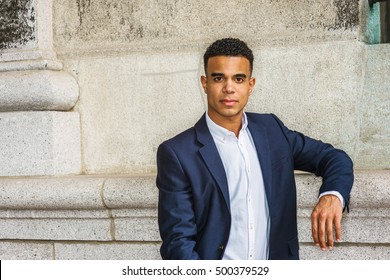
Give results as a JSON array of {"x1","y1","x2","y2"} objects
[{"x1": 156, "y1": 113, "x2": 353, "y2": 260}]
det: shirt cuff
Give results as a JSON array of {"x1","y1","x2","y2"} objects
[{"x1": 319, "y1": 191, "x2": 345, "y2": 208}]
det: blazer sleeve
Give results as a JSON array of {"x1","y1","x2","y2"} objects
[
  {"x1": 156, "y1": 142, "x2": 200, "y2": 260},
  {"x1": 270, "y1": 114, "x2": 354, "y2": 208}
]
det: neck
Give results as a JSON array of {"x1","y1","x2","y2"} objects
[{"x1": 207, "y1": 111, "x2": 243, "y2": 137}]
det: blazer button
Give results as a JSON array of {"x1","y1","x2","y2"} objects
[{"x1": 218, "y1": 244, "x2": 224, "y2": 251}]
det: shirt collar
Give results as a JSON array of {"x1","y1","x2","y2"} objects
[{"x1": 206, "y1": 112, "x2": 248, "y2": 143}]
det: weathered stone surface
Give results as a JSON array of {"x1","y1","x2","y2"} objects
[
  {"x1": 68, "y1": 40, "x2": 378, "y2": 173},
  {"x1": 0, "y1": 177, "x2": 105, "y2": 210},
  {"x1": 356, "y1": 44, "x2": 390, "y2": 169},
  {"x1": 68, "y1": 40, "x2": 388, "y2": 172},
  {"x1": 298, "y1": 213, "x2": 390, "y2": 243},
  {"x1": 55, "y1": 242, "x2": 160, "y2": 260},
  {"x1": 0, "y1": 0, "x2": 58, "y2": 65},
  {"x1": 297, "y1": 171, "x2": 390, "y2": 244},
  {"x1": 250, "y1": 41, "x2": 363, "y2": 160},
  {"x1": 0, "y1": 209, "x2": 109, "y2": 219},
  {"x1": 114, "y1": 217, "x2": 160, "y2": 241},
  {"x1": 296, "y1": 170, "x2": 390, "y2": 208},
  {"x1": 103, "y1": 176, "x2": 158, "y2": 208},
  {"x1": 54, "y1": 0, "x2": 359, "y2": 55},
  {"x1": 0, "y1": 241, "x2": 53, "y2": 260},
  {"x1": 0, "y1": 171, "x2": 387, "y2": 259},
  {"x1": 0, "y1": 111, "x2": 81, "y2": 176},
  {"x1": 300, "y1": 244, "x2": 390, "y2": 260},
  {"x1": 111, "y1": 208, "x2": 157, "y2": 218},
  {"x1": 0, "y1": 218, "x2": 112, "y2": 241},
  {"x1": 70, "y1": 53, "x2": 203, "y2": 174},
  {"x1": 0, "y1": 70, "x2": 79, "y2": 111},
  {"x1": 0, "y1": 0, "x2": 36, "y2": 50}
]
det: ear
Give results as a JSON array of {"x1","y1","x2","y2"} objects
[
  {"x1": 249, "y1": 77, "x2": 256, "y2": 95},
  {"x1": 201, "y1": 75, "x2": 208, "y2": 94}
]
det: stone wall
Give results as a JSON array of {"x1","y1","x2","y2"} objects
[
  {"x1": 0, "y1": 0, "x2": 35, "y2": 50},
  {"x1": 0, "y1": 0, "x2": 389, "y2": 259},
  {"x1": 1, "y1": 172, "x2": 389, "y2": 260},
  {"x1": 53, "y1": 0, "x2": 388, "y2": 174}
]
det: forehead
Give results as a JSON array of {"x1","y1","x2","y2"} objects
[{"x1": 206, "y1": 56, "x2": 251, "y2": 75}]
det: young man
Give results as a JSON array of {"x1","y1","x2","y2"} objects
[{"x1": 156, "y1": 38, "x2": 353, "y2": 260}]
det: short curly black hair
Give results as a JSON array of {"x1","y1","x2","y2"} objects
[{"x1": 203, "y1": 38, "x2": 254, "y2": 75}]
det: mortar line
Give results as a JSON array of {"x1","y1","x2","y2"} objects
[{"x1": 100, "y1": 178, "x2": 116, "y2": 241}]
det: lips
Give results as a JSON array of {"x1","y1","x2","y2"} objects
[{"x1": 221, "y1": 99, "x2": 237, "y2": 106}]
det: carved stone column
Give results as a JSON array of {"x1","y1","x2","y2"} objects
[{"x1": 0, "y1": 0, "x2": 81, "y2": 176}]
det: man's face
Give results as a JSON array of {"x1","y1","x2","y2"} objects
[{"x1": 201, "y1": 56, "x2": 255, "y2": 127}]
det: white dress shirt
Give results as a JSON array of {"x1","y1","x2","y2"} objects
[{"x1": 206, "y1": 112, "x2": 270, "y2": 260}]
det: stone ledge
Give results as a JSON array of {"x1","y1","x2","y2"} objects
[
  {"x1": 296, "y1": 170, "x2": 390, "y2": 208},
  {"x1": 0, "y1": 59, "x2": 63, "y2": 72},
  {"x1": 0, "y1": 171, "x2": 388, "y2": 244},
  {"x1": 0, "y1": 70, "x2": 79, "y2": 111},
  {"x1": 300, "y1": 243, "x2": 390, "y2": 260},
  {"x1": 0, "y1": 171, "x2": 388, "y2": 210},
  {"x1": 1, "y1": 240, "x2": 389, "y2": 260},
  {"x1": 54, "y1": 242, "x2": 161, "y2": 260},
  {"x1": 0, "y1": 177, "x2": 105, "y2": 210},
  {"x1": 0, "y1": 241, "x2": 53, "y2": 260}
]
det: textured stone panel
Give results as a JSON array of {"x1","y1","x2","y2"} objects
[
  {"x1": 0, "y1": 0, "x2": 36, "y2": 49},
  {"x1": 54, "y1": 0, "x2": 359, "y2": 54},
  {"x1": 296, "y1": 171, "x2": 390, "y2": 208},
  {"x1": 300, "y1": 244, "x2": 390, "y2": 260},
  {"x1": 55, "y1": 242, "x2": 160, "y2": 260},
  {"x1": 356, "y1": 44, "x2": 390, "y2": 169},
  {"x1": 111, "y1": 208, "x2": 157, "y2": 218},
  {"x1": 0, "y1": 177, "x2": 105, "y2": 210},
  {"x1": 0, "y1": 218, "x2": 112, "y2": 241},
  {"x1": 0, "y1": 70, "x2": 79, "y2": 111},
  {"x1": 249, "y1": 41, "x2": 363, "y2": 161},
  {"x1": 68, "y1": 40, "x2": 373, "y2": 173},
  {"x1": 115, "y1": 217, "x2": 160, "y2": 242},
  {"x1": 104, "y1": 176, "x2": 158, "y2": 208},
  {"x1": 298, "y1": 213, "x2": 390, "y2": 244},
  {"x1": 70, "y1": 53, "x2": 204, "y2": 174},
  {"x1": 0, "y1": 111, "x2": 81, "y2": 176},
  {"x1": 0, "y1": 209, "x2": 109, "y2": 219},
  {"x1": 0, "y1": 241, "x2": 53, "y2": 260}
]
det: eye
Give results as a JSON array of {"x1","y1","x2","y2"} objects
[
  {"x1": 235, "y1": 77, "x2": 245, "y2": 83},
  {"x1": 213, "y1": 76, "x2": 224, "y2": 82}
]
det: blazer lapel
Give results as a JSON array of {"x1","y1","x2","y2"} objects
[
  {"x1": 247, "y1": 117, "x2": 273, "y2": 207},
  {"x1": 195, "y1": 115, "x2": 230, "y2": 212}
]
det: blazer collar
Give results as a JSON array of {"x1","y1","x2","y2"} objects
[
  {"x1": 194, "y1": 114, "x2": 230, "y2": 212},
  {"x1": 246, "y1": 113, "x2": 272, "y2": 206}
]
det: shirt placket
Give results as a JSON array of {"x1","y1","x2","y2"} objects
[{"x1": 238, "y1": 133, "x2": 255, "y2": 260}]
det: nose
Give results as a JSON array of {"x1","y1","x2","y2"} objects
[{"x1": 222, "y1": 78, "x2": 235, "y2": 94}]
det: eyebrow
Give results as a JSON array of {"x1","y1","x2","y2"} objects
[
  {"x1": 210, "y1": 73, "x2": 224, "y2": 77},
  {"x1": 209, "y1": 73, "x2": 248, "y2": 78}
]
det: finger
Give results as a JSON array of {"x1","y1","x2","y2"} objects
[
  {"x1": 311, "y1": 211, "x2": 319, "y2": 246},
  {"x1": 318, "y1": 214, "x2": 327, "y2": 251},
  {"x1": 334, "y1": 214, "x2": 342, "y2": 242},
  {"x1": 326, "y1": 217, "x2": 334, "y2": 249}
]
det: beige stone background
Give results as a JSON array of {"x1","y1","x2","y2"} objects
[
  {"x1": 0, "y1": 0, "x2": 389, "y2": 259},
  {"x1": 54, "y1": 0, "x2": 388, "y2": 174}
]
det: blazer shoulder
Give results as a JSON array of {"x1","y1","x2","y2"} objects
[
  {"x1": 246, "y1": 112, "x2": 281, "y2": 125},
  {"x1": 159, "y1": 114, "x2": 208, "y2": 149},
  {"x1": 159, "y1": 126, "x2": 198, "y2": 150}
]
